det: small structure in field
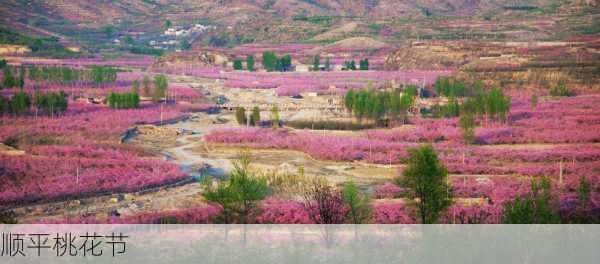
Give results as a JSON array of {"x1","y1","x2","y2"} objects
[{"x1": 295, "y1": 64, "x2": 311, "y2": 72}]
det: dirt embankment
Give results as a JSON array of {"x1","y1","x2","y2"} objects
[{"x1": 152, "y1": 51, "x2": 228, "y2": 69}]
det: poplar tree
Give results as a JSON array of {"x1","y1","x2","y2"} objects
[
  {"x1": 398, "y1": 145, "x2": 452, "y2": 224},
  {"x1": 246, "y1": 55, "x2": 255, "y2": 71}
]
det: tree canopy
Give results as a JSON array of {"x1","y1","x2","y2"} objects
[{"x1": 398, "y1": 145, "x2": 452, "y2": 223}]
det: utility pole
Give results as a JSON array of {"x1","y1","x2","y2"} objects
[{"x1": 559, "y1": 159, "x2": 564, "y2": 185}]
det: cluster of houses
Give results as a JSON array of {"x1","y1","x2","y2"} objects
[
  {"x1": 120, "y1": 24, "x2": 217, "y2": 51},
  {"x1": 163, "y1": 24, "x2": 215, "y2": 38}
]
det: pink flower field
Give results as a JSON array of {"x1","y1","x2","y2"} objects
[
  {"x1": 0, "y1": 101, "x2": 191, "y2": 206},
  {"x1": 153, "y1": 67, "x2": 452, "y2": 96},
  {"x1": 204, "y1": 94, "x2": 600, "y2": 223}
]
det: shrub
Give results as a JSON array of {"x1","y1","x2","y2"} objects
[
  {"x1": 550, "y1": 84, "x2": 573, "y2": 97},
  {"x1": 0, "y1": 210, "x2": 17, "y2": 224}
]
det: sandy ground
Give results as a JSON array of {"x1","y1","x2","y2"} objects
[{"x1": 140, "y1": 111, "x2": 400, "y2": 189}]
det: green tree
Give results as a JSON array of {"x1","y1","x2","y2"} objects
[
  {"x1": 349, "y1": 60, "x2": 356, "y2": 70},
  {"x1": 359, "y1": 58, "x2": 369, "y2": 70},
  {"x1": 35, "y1": 91, "x2": 68, "y2": 116},
  {"x1": 577, "y1": 176, "x2": 591, "y2": 209},
  {"x1": 0, "y1": 95, "x2": 9, "y2": 114},
  {"x1": 90, "y1": 66, "x2": 118, "y2": 86},
  {"x1": 131, "y1": 79, "x2": 140, "y2": 94},
  {"x1": 342, "y1": 181, "x2": 371, "y2": 224},
  {"x1": 344, "y1": 89, "x2": 355, "y2": 112},
  {"x1": 180, "y1": 39, "x2": 191, "y2": 50},
  {"x1": 17, "y1": 67, "x2": 25, "y2": 89},
  {"x1": 108, "y1": 92, "x2": 116, "y2": 108},
  {"x1": 280, "y1": 54, "x2": 292, "y2": 72},
  {"x1": 442, "y1": 97, "x2": 460, "y2": 117},
  {"x1": 235, "y1": 107, "x2": 247, "y2": 125},
  {"x1": 398, "y1": 145, "x2": 452, "y2": 223},
  {"x1": 203, "y1": 179, "x2": 237, "y2": 223},
  {"x1": 312, "y1": 54, "x2": 320, "y2": 71},
  {"x1": 246, "y1": 55, "x2": 255, "y2": 71},
  {"x1": 164, "y1": 20, "x2": 172, "y2": 29},
  {"x1": 142, "y1": 75, "x2": 151, "y2": 96},
  {"x1": 503, "y1": 177, "x2": 560, "y2": 224},
  {"x1": 485, "y1": 88, "x2": 510, "y2": 122},
  {"x1": 398, "y1": 92, "x2": 414, "y2": 123},
  {"x1": 233, "y1": 59, "x2": 243, "y2": 70},
  {"x1": 9, "y1": 91, "x2": 31, "y2": 114},
  {"x1": 104, "y1": 25, "x2": 115, "y2": 38},
  {"x1": 2, "y1": 68, "x2": 15, "y2": 88},
  {"x1": 108, "y1": 92, "x2": 140, "y2": 109},
  {"x1": 270, "y1": 105, "x2": 280, "y2": 128},
  {"x1": 130, "y1": 92, "x2": 140, "y2": 108},
  {"x1": 153, "y1": 74, "x2": 168, "y2": 102},
  {"x1": 262, "y1": 51, "x2": 277, "y2": 72},
  {"x1": 203, "y1": 152, "x2": 269, "y2": 223},
  {"x1": 530, "y1": 94, "x2": 538, "y2": 109},
  {"x1": 250, "y1": 106, "x2": 260, "y2": 126},
  {"x1": 459, "y1": 113, "x2": 476, "y2": 144},
  {"x1": 124, "y1": 36, "x2": 134, "y2": 45}
]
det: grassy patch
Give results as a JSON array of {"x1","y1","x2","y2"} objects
[
  {"x1": 293, "y1": 15, "x2": 335, "y2": 26},
  {"x1": 0, "y1": 27, "x2": 80, "y2": 58}
]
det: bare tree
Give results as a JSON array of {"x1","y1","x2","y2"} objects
[{"x1": 302, "y1": 180, "x2": 346, "y2": 224}]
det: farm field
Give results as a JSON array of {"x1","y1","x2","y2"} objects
[{"x1": 1, "y1": 0, "x2": 599, "y2": 225}]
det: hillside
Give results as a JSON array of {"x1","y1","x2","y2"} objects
[{"x1": 0, "y1": 0, "x2": 597, "y2": 54}]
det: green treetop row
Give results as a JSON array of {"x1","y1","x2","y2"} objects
[{"x1": 344, "y1": 85, "x2": 418, "y2": 125}]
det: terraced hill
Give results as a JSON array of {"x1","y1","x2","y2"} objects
[{"x1": 0, "y1": 0, "x2": 597, "y2": 52}]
